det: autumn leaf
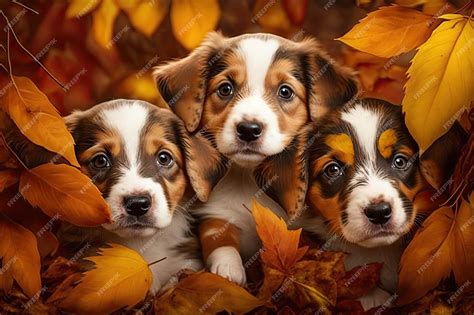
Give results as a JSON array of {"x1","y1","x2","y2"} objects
[
  {"x1": 117, "y1": 73, "x2": 160, "y2": 104},
  {"x1": 154, "y1": 272, "x2": 262, "y2": 315},
  {"x1": 282, "y1": 0, "x2": 308, "y2": 25},
  {"x1": 252, "y1": 199, "x2": 308, "y2": 272},
  {"x1": 0, "y1": 214, "x2": 41, "y2": 298},
  {"x1": 118, "y1": 0, "x2": 168, "y2": 37},
  {"x1": 337, "y1": 5, "x2": 434, "y2": 58},
  {"x1": 397, "y1": 206, "x2": 454, "y2": 305},
  {"x1": 48, "y1": 244, "x2": 152, "y2": 313},
  {"x1": 19, "y1": 163, "x2": 111, "y2": 227},
  {"x1": 66, "y1": 0, "x2": 101, "y2": 18},
  {"x1": 253, "y1": 0, "x2": 293, "y2": 33},
  {"x1": 2, "y1": 76, "x2": 79, "y2": 167},
  {"x1": 92, "y1": 0, "x2": 120, "y2": 49},
  {"x1": 336, "y1": 263, "x2": 383, "y2": 300},
  {"x1": 450, "y1": 194, "x2": 474, "y2": 287},
  {"x1": 403, "y1": 14, "x2": 474, "y2": 152},
  {"x1": 171, "y1": 0, "x2": 220, "y2": 50},
  {"x1": 0, "y1": 170, "x2": 19, "y2": 192}
]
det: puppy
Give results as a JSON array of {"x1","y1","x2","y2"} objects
[
  {"x1": 254, "y1": 99, "x2": 446, "y2": 308},
  {"x1": 63, "y1": 99, "x2": 227, "y2": 292},
  {"x1": 153, "y1": 32, "x2": 358, "y2": 284}
]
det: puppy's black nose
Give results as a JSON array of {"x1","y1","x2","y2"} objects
[
  {"x1": 123, "y1": 195, "x2": 151, "y2": 217},
  {"x1": 236, "y1": 121, "x2": 262, "y2": 142},
  {"x1": 364, "y1": 202, "x2": 392, "y2": 225}
]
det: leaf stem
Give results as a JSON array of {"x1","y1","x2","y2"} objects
[{"x1": 148, "y1": 257, "x2": 167, "y2": 267}]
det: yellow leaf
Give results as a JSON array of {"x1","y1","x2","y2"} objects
[
  {"x1": 451, "y1": 193, "x2": 474, "y2": 286},
  {"x1": 395, "y1": 0, "x2": 427, "y2": 6},
  {"x1": 117, "y1": 73, "x2": 160, "y2": 103},
  {"x1": 170, "y1": 0, "x2": 220, "y2": 50},
  {"x1": 54, "y1": 244, "x2": 152, "y2": 313},
  {"x1": 66, "y1": 0, "x2": 101, "y2": 18},
  {"x1": 154, "y1": 272, "x2": 262, "y2": 315},
  {"x1": 397, "y1": 207, "x2": 453, "y2": 305},
  {"x1": 422, "y1": 0, "x2": 450, "y2": 15},
  {"x1": 20, "y1": 163, "x2": 111, "y2": 227},
  {"x1": 0, "y1": 214, "x2": 41, "y2": 298},
  {"x1": 337, "y1": 6, "x2": 433, "y2": 58},
  {"x1": 119, "y1": 0, "x2": 168, "y2": 37},
  {"x1": 0, "y1": 170, "x2": 19, "y2": 192},
  {"x1": 253, "y1": 0, "x2": 293, "y2": 32},
  {"x1": 252, "y1": 199, "x2": 308, "y2": 272},
  {"x1": 92, "y1": 0, "x2": 120, "y2": 49},
  {"x1": 403, "y1": 15, "x2": 474, "y2": 152},
  {"x1": 2, "y1": 76, "x2": 79, "y2": 167}
]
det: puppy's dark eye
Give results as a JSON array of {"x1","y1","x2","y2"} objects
[
  {"x1": 90, "y1": 154, "x2": 110, "y2": 169},
  {"x1": 278, "y1": 84, "x2": 294, "y2": 100},
  {"x1": 392, "y1": 154, "x2": 409, "y2": 170},
  {"x1": 324, "y1": 162, "x2": 343, "y2": 178},
  {"x1": 217, "y1": 82, "x2": 233, "y2": 98},
  {"x1": 157, "y1": 150, "x2": 174, "y2": 168}
]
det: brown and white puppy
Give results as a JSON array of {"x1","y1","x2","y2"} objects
[
  {"x1": 153, "y1": 32, "x2": 358, "y2": 284},
  {"x1": 255, "y1": 99, "x2": 455, "y2": 308},
  {"x1": 64, "y1": 99, "x2": 227, "y2": 292}
]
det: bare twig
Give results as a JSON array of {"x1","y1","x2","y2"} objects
[
  {"x1": 11, "y1": 0, "x2": 39, "y2": 14},
  {"x1": 0, "y1": 10, "x2": 65, "y2": 90}
]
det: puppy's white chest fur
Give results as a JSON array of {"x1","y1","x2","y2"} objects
[{"x1": 197, "y1": 166, "x2": 284, "y2": 262}]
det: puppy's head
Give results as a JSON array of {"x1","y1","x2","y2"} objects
[
  {"x1": 66, "y1": 99, "x2": 227, "y2": 238},
  {"x1": 154, "y1": 32, "x2": 357, "y2": 167},
  {"x1": 256, "y1": 99, "x2": 431, "y2": 248}
]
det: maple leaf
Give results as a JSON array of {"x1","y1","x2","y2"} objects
[
  {"x1": 403, "y1": 14, "x2": 474, "y2": 152},
  {"x1": 252, "y1": 199, "x2": 308, "y2": 273},
  {"x1": 171, "y1": 0, "x2": 221, "y2": 50},
  {"x1": 338, "y1": 5, "x2": 434, "y2": 58},
  {"x1": 0, "y1": 214, "x2": 41, "y2": 298},
  {"x1": 20, "y1": 163, "x2": 111, "y2": 227},
  {"x1": 154, "y1": 272, "x2": 263, "y2": 315},
  {"x1": 253, "y1": 0, "x2": 293, "y2": 33},
  {"x1": 48, "y1": 244, "x2": 152, "y2": 313},
  {"x1": 1, "y1": 76, "x2": 79, "y2": 167}
]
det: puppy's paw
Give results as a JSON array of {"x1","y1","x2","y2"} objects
[
  {"x1": 359, "y1": 286, "x2": 393, "y2": 311},
  {"x1": 207, "y1": 246, "x2": 246, "y2": 286}
]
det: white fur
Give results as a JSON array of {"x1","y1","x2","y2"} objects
[
  {"x1": 217, "y1": 38, "x2": 284, "y2": 167},
  {"x1": 341, "y1": 106, "x2": 379, "y2": 162},
  {"x1": 100, "y1": 102, "x2": 171, "y2": 237},
  {"x1": 340, "y1": 104, "x2": 408, "y2": 247},
  {"x1": 197, "y1": 166, "x2": 286, "y2": 284},
  {"x1": 207, "y1": 246, "x2": 246, "y2": 285}
]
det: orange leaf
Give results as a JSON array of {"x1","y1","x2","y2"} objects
[
  {"x1": 92, "y1": 0, "x2": 120, "y2": 49},
  {"x1": 0, "y1": 170, "x2": 19, "y2": 192},
  {"x1": 336, "y1": 263, "x2": 383, "y2": 300},
  {"x1": 252, "y1": 199, "x2": 308, "y2": 273},
  {"x1": 154, "y1": 272, "x2": 262, "y2": 315},
  {"x1": 2, "y1": 76, "x2": 79, "y2": 167},
  {"x1": 337, "y1": 5, "x2": 433, "y2": 58},
  {"x1": 397, "y1": 207, "x2": 453, "y2": 305},
  {"x1": 282, "y1": 0, "x2": 308, "y2": 25},
  {"x1": 451, "y1": 193, "x2": 474, "y2": 287},
  {"x1": 19, "y1": 163, "x2": 111, "y2": 227},
  {"x1": 0, "y1": 214, "x2": 41, "y2": 298}
]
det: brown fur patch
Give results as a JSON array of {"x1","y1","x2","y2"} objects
[
  {"x1": 378, "y1": 129, "x2": 397, "y2": 158},
  {"x1": 324, "y1": 133, "x2": 354, "y2": 165},
  {"x1": 199, "y1": 218, "x2": 241, "y2": 260},
  {"x1": 307, "y1": 184, "x2": 343, "y2": 234}
]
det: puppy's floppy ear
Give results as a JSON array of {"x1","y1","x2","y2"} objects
[
  {"x1": 420, "y1": 122, "x2": 468, "y2": 190},
  {"x1": 153, "y1": 32, "x2": 226, "y2": 133},
  {"x1": 179, "y1": 127, "x2": 229, "y2": 202},
  {"x1": 64, "y1": 110, "x2": 85, "y2": 138},
  {"x1": 300, "y1": 38, "x2": 359, "y2": 119},
  {"x1": 254, "y1": 125, "x2": 314, "y2": 218}
]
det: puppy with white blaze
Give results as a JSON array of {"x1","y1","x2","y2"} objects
[
  {"x1": 254, "y1": 99, "x2": 460, "y2": 309},
  {"x1": 61, "y1": 99, "x2": 227, "y2": 293},
  {"x1": 153, "y1": 32, "x2": 358, "y2": 285}
]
